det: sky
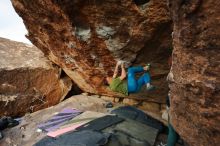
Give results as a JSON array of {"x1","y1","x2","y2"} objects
[{"x1": 0, "y1": 0, "x2": 31, "y2": 44}]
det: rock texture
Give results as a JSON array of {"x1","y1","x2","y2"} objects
[
  {"x1": 11, "y1": 0, "x2": 172, "y2": 96},
  {"x1": 168, "y1": 0, "x2": 220, "y2": 146},
  {"x1": 0, "y1": 38, "x2": 72, "y2": 116}
]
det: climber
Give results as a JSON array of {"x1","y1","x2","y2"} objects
[{"x1": 106, "y1": 61, "x2": 155, "y2": 96}]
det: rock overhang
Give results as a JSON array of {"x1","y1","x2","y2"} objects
[{"x1": 11, "y1": 0, "x2": 172, "y2": 96}]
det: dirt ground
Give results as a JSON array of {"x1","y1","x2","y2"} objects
[{"x1": 0, "y1": 95, "x2": 180, "y2": 146}]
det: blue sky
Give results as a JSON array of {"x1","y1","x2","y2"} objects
[{"x1": 0, "y1": 0, "x2": 31, "y2": 44}]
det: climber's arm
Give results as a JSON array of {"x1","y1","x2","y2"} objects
[
  {"x1": 119, "y1": 63, "x2": 126, "y2": 80},
  {"x1": 113, "y1": 62, "x2": 120, "y2": 78}
]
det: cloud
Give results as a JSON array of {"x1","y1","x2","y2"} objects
[{"x1": 0, "y1": 0, "x2": 31, "y2": 44}]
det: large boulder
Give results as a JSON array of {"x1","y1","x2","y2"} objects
[
  {"x1": 11, "y1": 0, "x2": 172, "y2": 96},
  {"x1": 168, "y1": 0, "x2": 220, "y2": 146},
  {"x1": 0, "y1": 38, "x2": 72, "y2": 116}
]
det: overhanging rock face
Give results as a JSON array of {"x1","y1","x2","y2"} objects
[
  {"x1": 11, "y1": 0, "x2": 172, "y2": 96},
  {"x1": 0, "y1": 38, "x2": 72, "y2": 116},
  {"x1": 169, "y1": 0, "x2": 220, "y2": 145}
]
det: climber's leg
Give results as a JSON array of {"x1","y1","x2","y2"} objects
[
  {"x1": 127, "y1": 66, "x2": 144, "y2": 93},
  {"x1": 136, "y1": 72, "x2": 151, "y2": 91},
  {"x1": 167, "y1": 123, "x2": 178, "y2": 146}
]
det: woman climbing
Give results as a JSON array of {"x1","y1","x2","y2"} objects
[{"x1": 106, "y1": 61, "x2": 155, "y2": 96}]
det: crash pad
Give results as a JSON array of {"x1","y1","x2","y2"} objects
[
  {"x1": 38, "y1": 108, "x2": 82, "y2": 132},
  {"x1": 47, "y1": 111, "x2": 107, "y2": 137},
  {"x1": 35, "y1": 130, "x2": 110, "y2": 146},
  {"x1": 111, "y1": 106, "x2": 164, "y2": 132},
  {"x1": 103, "y1": 119, "x2": 158, "y2": 146},
  {"x1": 76, "y1": 115, "x2": 124, "y2": 131}
]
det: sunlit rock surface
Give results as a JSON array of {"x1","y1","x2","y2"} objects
[
  {"x1": 0, "y1": 38, "x2": 72, "y2": 116},
  {"x1": 12, "y1": 0, "x2": 172, "y2": 96},
  {"x1": 169, "y1": 0, "x2": 220, "y2": 145}
]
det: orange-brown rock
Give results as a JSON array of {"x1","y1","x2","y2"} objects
[
  {"x1": 168, "y1": 0, "x2": 220, "y2": 146},
  {"x1": 11, "y1": 0, "x2": 172, "y2": 97},
  {"x1": 0, "y1": 38, "x2": 72, "y2": 116}
]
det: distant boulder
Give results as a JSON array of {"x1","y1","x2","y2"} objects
[{"x1": 0, "y1": 38, "x2": 72, "y2": 116}]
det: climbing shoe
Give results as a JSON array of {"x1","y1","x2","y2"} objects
[
  {"x1": 144, "y1": 63, "x2": 151, "y2": 71},
  {"x1": 146, "y1": 85, "x2": 156, "y2": 91},
  {"x1": 105, "y1": 102, "x2": 113, "y2": 108}
]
